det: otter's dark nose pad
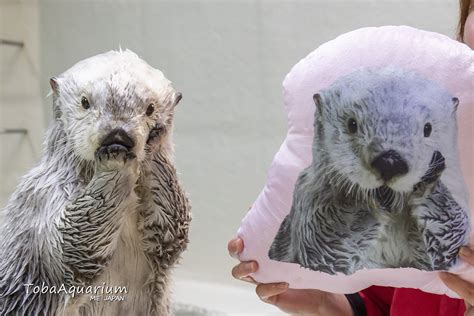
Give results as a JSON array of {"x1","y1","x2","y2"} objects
[
  {"x1": 371, "y1": 150, "x2": 409, "y2": 182},
  {"x1": 101, "y1": 128, "x2": 135, "y2": 149}
]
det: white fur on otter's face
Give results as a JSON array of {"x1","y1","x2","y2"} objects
[
  {"x1": 50, "y1": 49, "x2": 180, "y2": 163},
  {"x1": 314, "y1": 67, "x2": 459, "y2": 193}
]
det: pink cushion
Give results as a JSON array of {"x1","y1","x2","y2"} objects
[{"x1": 237, "y1": 26, "x2": 474, "y2": 298}]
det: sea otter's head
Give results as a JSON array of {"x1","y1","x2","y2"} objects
[
  {"x1": 313, "y1": 67, "x2": 459, "y2": 197},
  {"x1": 49, "y1": 49, "x2": 181, "y2": 163}
]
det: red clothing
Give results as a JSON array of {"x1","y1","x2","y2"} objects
[{"x1": 360, "y1": 286, "x2": 466, "y2": 316}]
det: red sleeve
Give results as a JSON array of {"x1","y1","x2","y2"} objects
[
  {"x1": 358, "y1": 286, "x2": 466, "y2": 316},
  {"x1": 359, "y1": 286, "x2": 395, "y2": 316}
]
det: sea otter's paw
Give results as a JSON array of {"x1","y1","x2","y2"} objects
[
  {"x1": 413, "y1": 151, "x2": 446, "y2": 197},
  {"x1": 146, "y1": 125, "x2": 166, "y2": 147},
  {"x1": 95, "y1": 144, "x2": 137, "y2": 171}
]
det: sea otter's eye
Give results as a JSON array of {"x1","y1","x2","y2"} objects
[
  {"x1": 81, "y1": 96, "x2": 90, "y2": 110},
  {"x1": 146, "y1": 104, "x2": 155, "y2": 116},
  {"x1": 347, "y1": 118, "x2": 358, "y2": 134},
  {"x1": 424, "y1": 123, "x2": 432, "y2": 137}
]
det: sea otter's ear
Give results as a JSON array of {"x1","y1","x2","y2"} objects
[
  {"x1": 313, "y1": 93, "x2": 322, "y2": 107},
  {"x1": 173, "y1": 92, "x2": 183, "y2": 107},
  {"x1": 49, "y1": 77, "x2": 60, "y2": 95},
  {"x1": 49, "y1": 77, "x2": 63, "y2": 118},
  {"x1": 313, "y1": 93, "x2": 324, "y2": 115},
  {"x1": 452, "y1": 97, "x2": 459, "y2": 113}
]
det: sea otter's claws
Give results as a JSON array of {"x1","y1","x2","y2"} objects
[
  {"x1": 420, "y1": 151, "x2": 446, "y2": 184},
  {"x1": 95, "y1": 144, "x2": 136, "y2": 170},
  {"x1": 147, "y1": 125, "x2": 165, "y2": 145},
  {"x1": 413, "y1": 151, "x2": 446, "y2": 196}
]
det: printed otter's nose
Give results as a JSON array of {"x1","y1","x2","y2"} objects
[
  {"x1": 101, "y1": 128, "x2": 135, "y2": 149},
  {"x1": 371, "y1": 150, "x2": 409, "y2": 182}
]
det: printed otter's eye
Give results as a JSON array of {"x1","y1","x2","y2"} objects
[
  {"x1": 424, "y1": 123, "x2": 432, "y2": 137},
  {"x1": 81, "y1": 96, "x2": 90, "y2": 110},
  {"x1": 347, "y1": 118, "x2": 358, "y2": 134},
  {"x1": 146, "y1": 104, "x2": 155, "y2": 116}
]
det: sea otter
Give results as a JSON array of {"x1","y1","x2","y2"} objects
[{"x1": 0, "y1": 50, "x2": 191, "y2": 315}]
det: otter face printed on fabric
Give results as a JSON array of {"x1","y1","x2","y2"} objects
[
  {"x1": 237, "y1": 26, "x2": 474, "y2": 298},
  {"x1": 268, "y1": 67, "x2": 469, "y2": 275}
]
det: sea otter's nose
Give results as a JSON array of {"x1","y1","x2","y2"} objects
[
  {"x1": 371, "y1": 150, "x2": 409, "y2": 182},
  {"x1": 101, "y1": 128, "x2": 135, "y2": 149}
]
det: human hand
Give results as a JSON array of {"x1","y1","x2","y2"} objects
[
  {"x1": 228, "y1": 237, "x2": 353, "y2": 315},
  {"x1": 439, "y1": 247, "x2": 474, "y2": 315}
]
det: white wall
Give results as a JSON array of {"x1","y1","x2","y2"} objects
[
  {"x1": 1, "y1": 0, "x2": 459, "y2": 312},
  {"x1": 0, "y1": 0, "x2": 43, "y2": 208}
]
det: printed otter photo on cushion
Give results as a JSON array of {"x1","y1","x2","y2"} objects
[{"x1": 268, "y1": 67, "x2": 470, "y2": 275}]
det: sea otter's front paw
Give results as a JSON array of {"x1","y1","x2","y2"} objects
[
  {"x1": 413, "y1": 151, "x2": 445, "y2": 198},
  {"x1": 420, "y1": 151, "x2": 445, "y2": 184},
  {"x1": 146, "y1": 124, "x2": 166, "y2": 147},
  {"x1": 95, "y1": 144, "x2": 137, "y2": 171}
]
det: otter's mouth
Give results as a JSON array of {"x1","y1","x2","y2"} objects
[
  {"x1": 375, "y1": 185, "x2": 394, "y2": 210},
  {"x1": 373, "y1": 185, "x2": 409, "y2": 212}
]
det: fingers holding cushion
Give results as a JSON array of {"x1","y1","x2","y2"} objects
[
  {"x1": 256, "y1": 283, "x2": 289, "y2": 303},
  {"x1": 228, "y1": 237, "x2": 257, "y2": 284},
  {"x1": 439, "y1": 272, "x2": 474, "y2": 306},
  {"x1": 231, "y1": 261, "x2": 258, "y2": 282},
  {"x1": 228, "y1": 238, "x2": 244, "y2": 259},
  {"x1": 460, "y1": 247, "x2": 474, "y2": 266},
  {"x1": 439, "y1": 248, "x2": 474, "y2": 307}
]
